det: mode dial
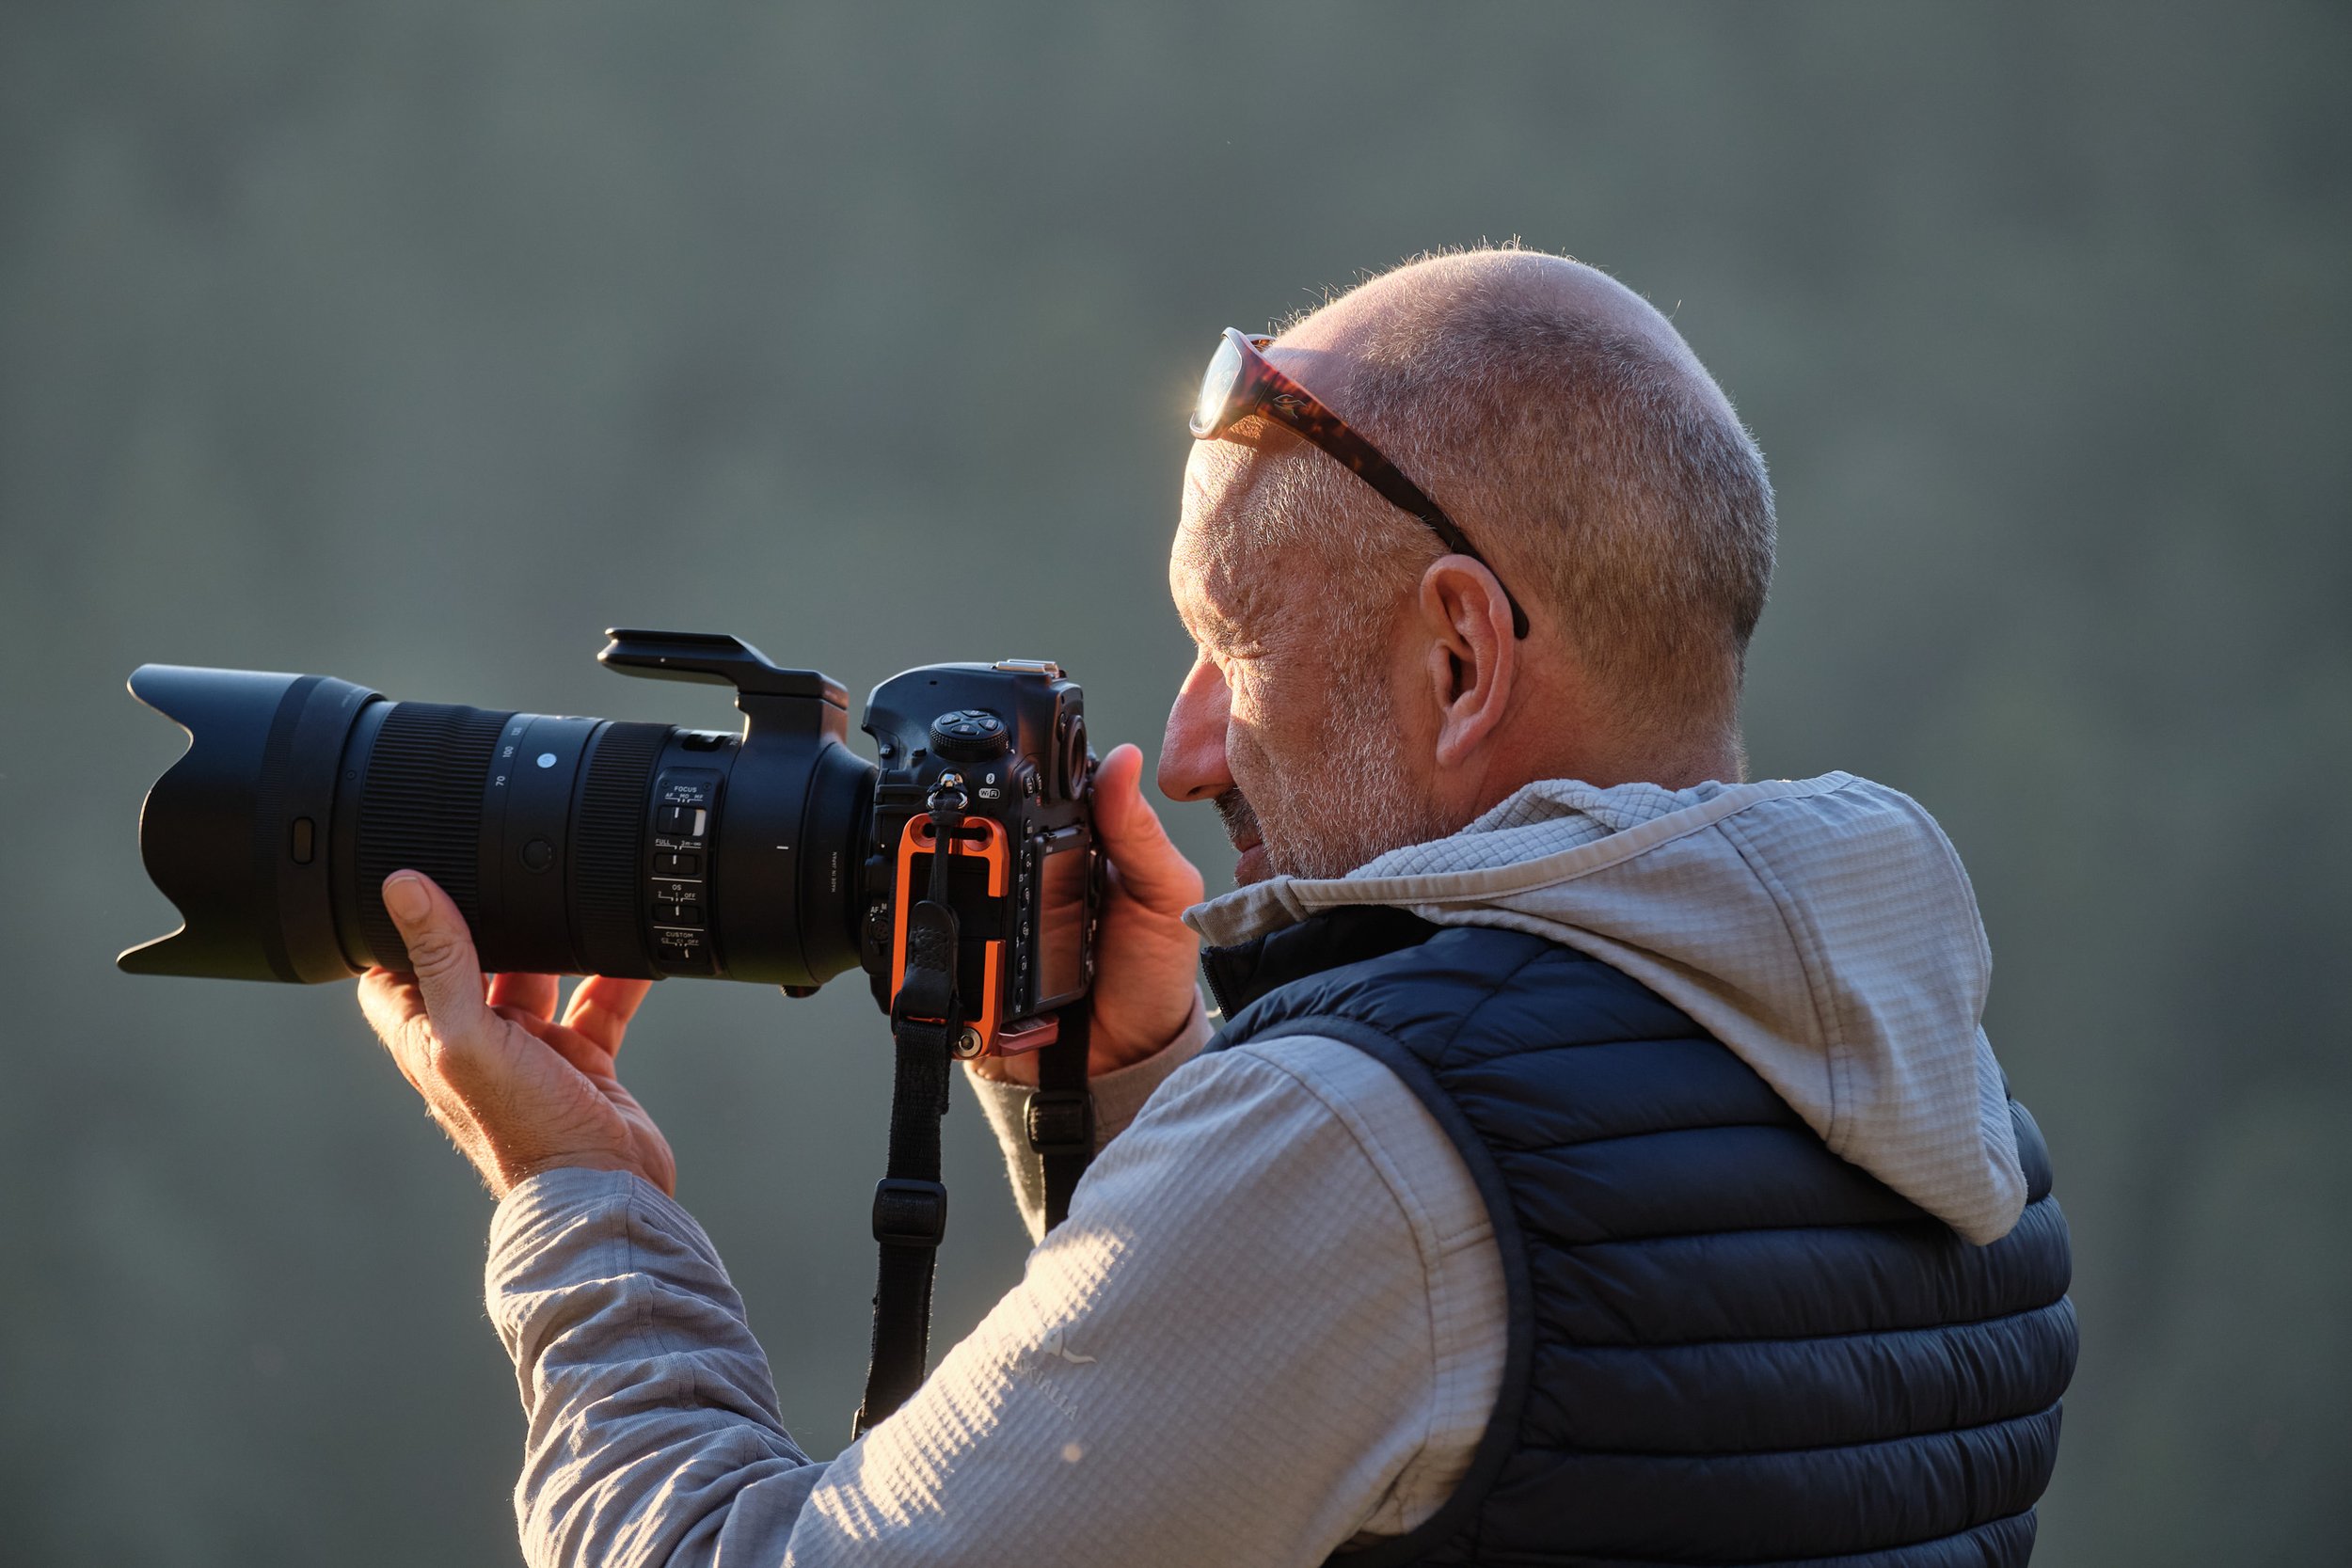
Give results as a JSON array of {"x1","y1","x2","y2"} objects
[{"x1": 929, "y1": 708, "x2": 1010, "y2": 762}]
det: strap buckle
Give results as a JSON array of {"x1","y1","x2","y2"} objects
[
  {"x1": 871, "y1": 1179, "x2": 949, "y2": 1248},
  {"x1": 1025, "y1": 1087, "x2": 1094, "y2": 1159}
]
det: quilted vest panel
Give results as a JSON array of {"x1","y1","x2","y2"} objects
[{"x1": 1201, "y1": 907, "x2": 2075, "y2": 1567}]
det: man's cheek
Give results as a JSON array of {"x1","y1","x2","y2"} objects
[{"x1": 1224, "y1": 717, "x2": 1278, "y2": 810}]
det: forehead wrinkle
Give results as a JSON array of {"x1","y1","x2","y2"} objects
[{"x1": 1178, "y1": 531, "x2": 1272, "y2": 654}]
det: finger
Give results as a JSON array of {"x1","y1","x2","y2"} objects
[
  {"x1": 561, "y1": 975, "x2": 654, "y2": 1055},
  {"x1": 381, "y1": 872, "x2": 494, "y2": 1048},
  {"x1": 504, "y1": 1007, "x2": 617, "y2": 1079},
  {"x1": 358, "y1": 964, "x2": 422, "y2": 1039},
  {"x1": 486, "y1": 972, "x2": 561, "y2": 1021},
  {"x1": 358, "y1": 966, "x2": 433, "y2": 1087},
  {"x1": 1089, "y1": 743, "x2": 1204, "y2": 912}
]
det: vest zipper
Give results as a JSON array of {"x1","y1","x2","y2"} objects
[{"x1": 1198, "y1": 952, "x2": 1240, "y2": 1022}]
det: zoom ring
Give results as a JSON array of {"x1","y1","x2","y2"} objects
[{"x1": 353, "y1": 703, "x2": 514, "y2": 968}]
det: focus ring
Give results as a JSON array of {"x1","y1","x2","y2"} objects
[
  {"x1": 353, "y1": 703, "x2": 513, "y2": 967},
  {"x1": 572, "y1": 721, "x2": 668, "y2": 979}
]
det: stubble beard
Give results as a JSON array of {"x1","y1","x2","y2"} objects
[{"x1": 1217, "y1": 658, "x2": 1450, "y2": 883}]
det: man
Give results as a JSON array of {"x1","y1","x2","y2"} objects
[{"x1": 364, "y1": 247, "x2": 2075, "y2": 1565}]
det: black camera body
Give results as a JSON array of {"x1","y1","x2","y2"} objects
[
  {"x1": 857, "y1": 657, "x2": 1097, "y2": 1053},
  {"x1": 119, "y1": 629, "x2": 1099, "y2": 1059}
]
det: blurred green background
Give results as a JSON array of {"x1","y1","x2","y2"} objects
[{"x1": 4, "y1": 3, "x2": 2346, "y2": 1563}]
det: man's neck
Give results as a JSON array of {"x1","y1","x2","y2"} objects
[{"x1": 1458, "y1": 733, "x2": 1743, "y2": 821}]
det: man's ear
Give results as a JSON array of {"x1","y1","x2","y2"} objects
[{"x1": 1418, "y1": 556, "x2": 1518, "y2": 769}]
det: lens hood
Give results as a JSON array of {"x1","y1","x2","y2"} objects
[{"x1": 120, "y1": 664, "x2": 381, "y2": 982}]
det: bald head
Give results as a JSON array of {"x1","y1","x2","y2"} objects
[
  {"x1": 1289, "y1": 247, "x2": 1719, "y2": 387},
  {"x1": 1186, "y1": 247, "x2": 1774, "y2": 780}
]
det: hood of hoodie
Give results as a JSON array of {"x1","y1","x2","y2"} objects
[{"x1": 1183, "y1": 770, "x2": 2026, "y2": 1245}]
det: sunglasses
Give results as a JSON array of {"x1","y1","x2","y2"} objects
[{"x1": 1189, "y1": 327, "x2": 1529, "y2": 639}]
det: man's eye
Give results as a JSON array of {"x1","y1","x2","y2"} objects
[{"x1": 1221, "y1": 657, "x2": 1270, "y2": 705}]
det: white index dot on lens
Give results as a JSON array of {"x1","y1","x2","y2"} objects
[
  {"x1": 536, "y1": 752, "x2": 558, "y2": 768},
  {"x1": 1060, "y1": 1442, "x2": 1083, "y2": 1464}
]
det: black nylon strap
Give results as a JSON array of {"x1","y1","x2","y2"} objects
[
  {"x1": 853, "y1": 1008, "x2": 956, "y2": 1437},
  {"x1": 1031, "y1": 1004, "x2": 1093, "y2": 1230},
  {"x1": 854, "y1": 805, "x2": 967, "y2": 1440},
  {"x1": 856, "y1": 1010, "x2": 955, "y2": 1438},
  {"x1": 852, "y1": 801, "x2": 1100, "y2": 1436}
]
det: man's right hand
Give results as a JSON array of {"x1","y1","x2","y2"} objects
[
  {"x1": 358, "y1": 871, "x2": 674, "y2": 1199},
  {"x1": 1063, "y1": 742, "x2": 1206, "y2": 1079}
]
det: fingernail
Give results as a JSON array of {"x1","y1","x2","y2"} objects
[{"x1": 384, "y1": 874, "x2": 430, "y2": 925}]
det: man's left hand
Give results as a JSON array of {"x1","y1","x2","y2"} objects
[{"x1": 358, "y1": 870, "x2": 674, "y2": 1199}]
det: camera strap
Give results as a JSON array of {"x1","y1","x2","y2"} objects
[
  {"x1": 1030, "y1": 1010, "x2": 1093, "y2": 1229},
  {"x1": 854, "y1": 803, "x2": 966, "y2": 1439},
  {"x1": 852, "y1": 800, "x2": 1098, "y2": 1440},
  {"x1": 855, "y1": 1002, "x2": 957, "y2": 1438}
]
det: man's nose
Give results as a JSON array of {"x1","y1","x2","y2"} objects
[{"x1": 1158, "y1": 656, "x2": 1234, "y2": 803}]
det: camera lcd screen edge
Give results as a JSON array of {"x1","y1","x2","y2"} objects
[{"x1": 1036, "y1": 839, "x2": 1089, "y2": 1006}]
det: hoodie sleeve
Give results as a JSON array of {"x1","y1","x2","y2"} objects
[
  {"x1": 962, "y1": 993, "x2": 1214, "y2": 1242},
  {"x1": 485, "y1": 1037, "x2": 1503, "y2": 1567}
]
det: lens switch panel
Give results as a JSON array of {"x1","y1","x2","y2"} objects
[{"x1": 649, "y1": 768, "x2": 719, "y2": 974}]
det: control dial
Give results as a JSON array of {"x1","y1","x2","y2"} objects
[{"x1": 930, "y1": 708, "x2": 1010, "y2": 763}]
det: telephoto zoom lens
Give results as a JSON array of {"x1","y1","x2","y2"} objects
[{"x1": 119, "y1": 646, "x2": 876, "y2": 988}]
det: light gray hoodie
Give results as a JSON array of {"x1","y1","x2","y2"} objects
[
  {"x1": 1185, "y1": 768, "x2": 2026, "y2": 1244},
  {"x1": 483, "y1": 769, "x2": 2024, "y2": 1566}
]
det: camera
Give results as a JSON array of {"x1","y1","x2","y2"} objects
[{"x1": 119, "y1": 628, "x2": 1100, "y2": 1057}]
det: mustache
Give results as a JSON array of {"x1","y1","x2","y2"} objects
[{"x1": 1214, "y1": 789, "x2": 1263, "y2": 850}]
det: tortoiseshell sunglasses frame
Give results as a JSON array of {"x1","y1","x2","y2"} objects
[{"x1": 1189, "y1": 327, "x2": 1530, "y2": 639}]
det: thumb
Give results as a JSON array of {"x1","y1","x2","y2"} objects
[
  {"x1": 1090, "y1": 744, "x2": 1203, "y2": 914},
  {"x1": 382, "y1": 872, "x2": 493, "y2": 1041}
]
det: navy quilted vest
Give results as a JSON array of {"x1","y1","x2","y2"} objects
[{"x1": 1200, "y1": 906, "x2": 2076, "y2": 1567}]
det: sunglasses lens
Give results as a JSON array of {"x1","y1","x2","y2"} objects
[{"x1": 1190, "y1": 335, "x2": 1245, "y2": 436}]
